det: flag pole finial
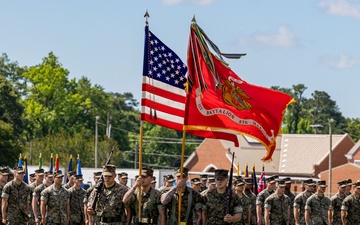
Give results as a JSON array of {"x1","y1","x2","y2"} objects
[
  {"x1": 191, "y1": 15, "x2": 196, "y2": 23},
  {"x1": 144, "y1": 10, "x2": 150, "y2": 25}
]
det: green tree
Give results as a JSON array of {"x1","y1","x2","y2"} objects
[
  {"x1": 0, "y1": 53, "x2": 27, "y2": 97},
  {"x1": 344, "y1": 118, "x2": 360, "y2": 142},
  {"x1": 0, "y1": 75, "x2": 24, "y2": 166},
  {"x1": 305, "y1": 90, "x2": 346, "y2": 134},
  {"x1": 272, "y1": 84, "x2": 308, "y2": 133},
  {"x1": 22, "y1": 52, "x2": 92, "y2": 138}
]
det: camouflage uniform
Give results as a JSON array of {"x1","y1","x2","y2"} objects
[
  {"x1": 293, "y1": 191, "x2": 313, "y2": 225},
  {"x1": 256, "y1": 188, "x2": 275, "y2": 224},
  {"x1": 243, "y1": 190, "x2": 256, "y2": 225},
  {"x1": 330, "y1": 193, "x2": 346, "y2": 225},
  {"x1": 69, "y1": 186, "x2": 86, "y2": 225},
  {"x1": 237, "y1": 194, "x2": 251, "y2": 225},
  {"x1": 341, "y1": 193, "x2": 360, "y2": 224},
  {"x1": 129, "y1": 186, "x2": 162, "y2": 224},
  {"x1": 285, "y1": 192, "x2": 295, "y2": 225},
  {"x1": 28, "y1": 181, "x2": 43, "y2": 225},
  {"x1": 305, "y1": 193, "x2": 331, "y2": 225},
  {"x1": 264, "y1": 193, "x2": 291, "y2": 225},
  {"x1": 88, "y1": 182, "x2": 128, "y2": 225},
  {"x1": 202, "y1": 188, "x2": 242, "y2": 225},
  {"x1": 199, "y1": 186, "x2": 207, "y2": 193},
  {"x1": 63, "y1": 183, "x2": 73, "y2": 189},
  {"x1": 163, "y1": 186, "x2": 203, "y2": 225},
  {"x1": 2, "y1": 179, "x2": 31, "y2": 224},
  {"x1": 41, "y1": 184, "x2": 70, "y2": 224},
  {"x1": 33, "y1": 183, "x2": 51, "y2": 222}
]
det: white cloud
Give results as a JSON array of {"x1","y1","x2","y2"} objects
[
  {"x1": 252, "y1": 26, "x2": 297, "y2": 48},
  {"x1": 324, "y1": 54, "x2": 360, "y2": 69},
  {"x1": 318, "y1": 0, "x2": 360, "y2": 19}
]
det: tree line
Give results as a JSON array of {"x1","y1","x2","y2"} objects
[{"x1": 1, "y1": 52, "x2": 359, "y2": 169}]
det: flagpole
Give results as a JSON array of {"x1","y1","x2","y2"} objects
[
  {"x1": 138, "y1": 10, "x2": 150, "y2": 219},
  {"x1": 178, "y1": 130, "x2": 186, "y2": 223}
]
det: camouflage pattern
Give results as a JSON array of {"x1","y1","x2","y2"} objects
[
  {"x1": 0, "y1": 184, "x2": 4, "y2": 223},
  {"x1": 199, "y1": 186, "x2": 207, "y2": 192},
  {"x1": 84, "y1": 184, "x2": 96, "y2": 205},
  {"x1": 83, "y1": 185, "x2": 98, "y2": 224},
  {"x1": 243, "y1": 190, "x2": 257, "y2": 225},
  {"x1": 286, "y1": 191, "x2": 295, "y2": 225},
  {"x1": 330, "y1": 193, "x2": 346, "y2": 225},
  {"x1": 87, "y1": 182, "x2": 128, "y2": 225},
  {"x1": 32, "y1": 183, "x2": 51, "y2": 221},
  {"x1": 162, "y1": 186, "x2": 203, "y2": 225},
  {"x1": 341, "y1": 193, "x2": 360, "y2": 224},
  {"x1": 129, "y1": 186, "x2": 162, "y2": 223},
  {"x1": 63, "y1": 183, "x2": 73, "y2": 189},
  {"x1": 264, "y1": 193, "x2": 291, "y2": 225},
  {"x1": 236, "y1": 194, "x2": 251, "y2": 225},
  {"x1": 1, "y1": 180, "x2": 31, "y2": 224},
  {"x1": 305, "y1": 193, "x2": 331, "y2": 225},
  {"x1": 40, "y1": 184, "x2": 70, "y2": 224},
  {"x1": 28, "y1": 181, "x2": 40, "y2": 225},
  {"x1": 293, "y1": 191, "x2": 313, "y2": 225},
  {"x1": 256, "y1": 189, "x2": 274, "y2": 224},
  {"x1": 202, "y1": 188, "x2": 242, "y2": 225},
  {"x1": 69, "y1": 186, "x2": 86, "y2": 224}
]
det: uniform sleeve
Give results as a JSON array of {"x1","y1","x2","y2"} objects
[
  {"x1": 193, "y1": 190, "x2": 203, "y2": 211},
  {"x1": 1, "y1": 183, "x2": 10, "y2": 199},
  {"x1": 326, "y1": 198, "x2": 332, "y2": 211},
  {"x1": 200, "y1": 192, "x2": 208, "y2": 211},
  {"x1": 341, "y1": 197, "x2": 350, "y2": 211},
  {"x1": 264, "y1": 196, "x2": 272, "y2": 209},
  {"x1": 40, "y1": 189, "x2": 48, "y2": 201},
  {"x1": 233, "y1": 195, "x2": 243, "y2": 213},
  {"x1": 293, "y1": 194, "x2": 302, "y2": 208},
  {"x1": 256, "y1": 192, "x2": 264, "y2": 205},
  {"x1": 304, "y1": 196, "x2": 312, "y2": 211}
]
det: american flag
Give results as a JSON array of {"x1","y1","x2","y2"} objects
[
  {"x1": 257, "y1": 165, "x2": 266, "y2": 193},
  {"x1": 141, "y1": 25, "x2": 187, "y2": 131},
  {"x1": 140, "y1": 25, "x2": 240, "y2": 147}
]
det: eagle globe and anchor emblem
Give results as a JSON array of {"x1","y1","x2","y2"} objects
[{"x1": 218, "y1": 76, "x2": 252, "y2": 111}]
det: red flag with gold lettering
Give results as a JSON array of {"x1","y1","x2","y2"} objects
[{"x1": 185, "y1": 23, "x2": 294, "y2": 161}]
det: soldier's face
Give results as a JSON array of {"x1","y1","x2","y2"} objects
[
  {"x1": 277, "y1": 185, "x2": 285, "y2": 194},
  {"x1": 120, "y1": 177, "x2": 128, "y2": 185},
  {"x1": 354, "y1": 187, "x2": 360, "y2": 194},
  {"x1": 235, "y1": 184, "x2": 244, "y2": 192},
  {"x1": 306, "y1": 184, "x2": 315, "y2": 192},
  {"x1": 0, "y1": 174, "x2": 8, "y2": 183},
  {"x1": 215, "y1": 177, "x2": 228, "y2": 189},
  {"x1": 36, "y1": 174, "x2": 44, "y2": 182},
  {"x1": 54, "y1": 176, "x2": 63, "y2": 185},
  {"x1": 45, "y1": 176, "x2": 54, "y2": 184},
  {"x1": 104, "y1": 173, "x2": 116, "y2": 184},
  {"x1": 192, "y1": 183, "x2": 201, "y2": 192},
  {"x1": 141, "y1": 175, "x2": 152, "y2": 186},
  {"x1": 14, "y1": 172, "x2": 25, "y2": 181}
]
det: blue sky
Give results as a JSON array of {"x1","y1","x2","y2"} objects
[{"x1": 1, "y1": 0, "x2": 360, "y2": 119}]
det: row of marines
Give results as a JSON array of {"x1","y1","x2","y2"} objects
[{"x1": 0, "y1": 165, "x2": 360, "y2": 225}]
